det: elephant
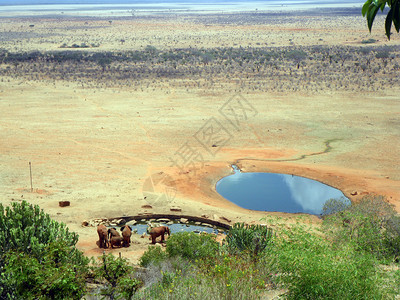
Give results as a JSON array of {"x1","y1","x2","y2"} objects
[
  {"x1": 120, "y1": 225, "x2": 132, "y2": 247},
  {"x1": 97, "y1": 224, "x2": 109, "y2": 248},
  {"x1": 108, "y1": 227, "x2": 120, "y2": 241},
  {"x1": 149, "y1": 226, "x2": 170, "y2": 244},
  {"x1": 110, "y1": 236, "x2": 124, "y2": 248}
]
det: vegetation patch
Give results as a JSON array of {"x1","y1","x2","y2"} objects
[
  {"x1": 361, "y1": 38, "x2": 378, "y2": 44},
  {"x1": 224, "y1": 222, "x2": 273, "y2": 256},
  {"x1": 2, "y1": 197, "x2": 400, "y2": 299},
  {"x1": 1, "y1": 45, "x2": 399, "y2": 93},
  {"x1": 0, "y1": 201, "x2": 89, "y2": 299}
]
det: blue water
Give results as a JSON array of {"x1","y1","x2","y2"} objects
[
  {"x1": 216, "y1": 166, "x2": 349, "y2": 215},
  {"x1": 125, "y1": 221, "x2": 223, "y2": 235}
]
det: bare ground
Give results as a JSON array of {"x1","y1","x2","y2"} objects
[{"x1": 0, "y1": 10, "x2": 399, "y2": 263}]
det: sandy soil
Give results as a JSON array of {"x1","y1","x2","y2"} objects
[{"x1": 0, "y1": 10, "x2": 399, "y2": 263}]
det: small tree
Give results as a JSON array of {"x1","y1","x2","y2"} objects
[
  {"x1": 0, "y1": 201, "x2": 88, "y2": 299},
  {"x1": 285, "y1": 49, "x2": 307, "y2": 69},
  {"x1": 98, "y1": 57, "x2": 112, "y2": 72},
  {"x1": 0, "y1": 200, "x2": 78, "y2": 257},
  {"x1": 376, "y1": 49, "x2": 391, "y2": 66},
  {"x1": 92, "y1": 253, "x2": 142, "y2": 299}
]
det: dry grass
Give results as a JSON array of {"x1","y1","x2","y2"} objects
[{"x1": 0, "y1": 8, "x2": 399, "y2": 264}]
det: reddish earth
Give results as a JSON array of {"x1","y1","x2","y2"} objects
[{"x1": 0, "y1": 15, "x2": 399, "y2": 263}]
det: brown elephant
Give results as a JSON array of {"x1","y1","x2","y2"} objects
[
  {"x1": 120, "y1": 225, "x2": 132, "y2": 247},
  {"x1": 97, "y1": 224, "x2": 109, "y2": 248},
  {"x1": 108, "y1": 227, "x2": 120, "y2": 241},
  {"x1": 149, "y1": 226, "x2": 170, "y2": 244},
  {"x1": 110, "y1": 236, "x2": 123, "y2": 248}
]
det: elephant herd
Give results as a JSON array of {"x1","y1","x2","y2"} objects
[
  {"x1": 97, "y1": 224, "x2": 132, "y2": 249},
  {"x1": 97, "y1": 224, "x2": 171, "y2": 249}
]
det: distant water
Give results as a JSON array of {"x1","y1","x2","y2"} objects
[
  {"x1": 216, "y1": 167, "x2": 350, "y2": 215},
  {"x1": 0, "y1": 0, "x2": 363, "y2": 17}
]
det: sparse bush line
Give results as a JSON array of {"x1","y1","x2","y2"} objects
[{"x1": 1, "y1": 45, "x2": 398, "y2": 93}]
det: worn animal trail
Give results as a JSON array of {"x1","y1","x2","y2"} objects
[{"x1": 235, "y1": 139, "x2": 341, "y2": 165}]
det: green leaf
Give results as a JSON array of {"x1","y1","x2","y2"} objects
[
  {"x1": 363, "y1": 0, "x2": 373, "y2": 16},
  {"x1": 367, "y1": 4, "x2": 381, "y2": 32},
  {"x1": 380, "y1": 1, "x2": 386, "y2": 11},
  {"x1": 394, "y1": 1, "x2": 400, "y2": 32},
  {"x1": 386, "y1": 7, "x2": 394, "y2": 39}
]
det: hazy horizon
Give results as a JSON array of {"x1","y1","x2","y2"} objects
[
  {"x1": 0, "y1": 0, "x2": 363, "y2": 5},
  {"x1": 0, "y1": 0, "x2": 364, "y2": 18}
]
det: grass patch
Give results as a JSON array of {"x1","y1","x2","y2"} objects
[{"x1": 361, "y1": 38, "x2": 378, "y2": 44}]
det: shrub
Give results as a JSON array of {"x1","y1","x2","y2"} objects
[
  {"x1": 208, "y1": 254, "x2": 269, "y2": 293},
  {"x1": 383, "y1": 215, "x2": 400, "y2": 260},
  {"x1": 1, "y1": 240, "x2": 88, "y2": 299},
  {"x1": 376, "y1": 50, "x2": 390, "y2": 59},
  {"x1": 139, "y1": 245, "x2": 168, "y2": 267},
  {"x1": 0, "y1": 201, "x2": 88, "y2": 299},
  {"x1": 166, "y1": 232, "x2": 220, "y2": 262},
  {"x1": 136, "y1": 217, "x2": 399, "y2": 299},
  {"x1": 270, "y1": 226, "x2": 383, "y2": 299},
  {"x1": 137, "y1": 255, "x2": 193, "y2": 289},
  {"x1": 133, "y1": 260, "x2": 262, "y2": 300},
  {"x1": 92, "y1": 253, "x2": 142, "y2": 299},
  {"x1": 361, "y1": 38, "x2": 377, "y2": 44},
  {"x1": 321, "y1": 197, "x2": 351, "y2": 217},
  {"x1": 323, "y1": 195, "x2": 400, "y2": 260},
  {"x1": 224, "y1": 222, "x2": 273, "y2": 256},
  {"x1": 0, "y1": 200, "x2": 78, "y2": 257}
]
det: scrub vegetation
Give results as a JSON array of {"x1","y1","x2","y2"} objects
[
  {"x1": 1, "y1": 44, "x2": 399, "y2": 94},
  {"x1": 2, "y1": 197, "x2": 400, "y2": 299}
]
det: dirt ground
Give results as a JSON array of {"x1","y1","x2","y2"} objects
[{"x1": 0, "y1": 10, "x2": 399, "y2": 263}]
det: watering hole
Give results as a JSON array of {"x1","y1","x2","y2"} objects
[
  {"x1": 216, "y1": 165, "x2": 350, "y2": 215},
  {"x1": 124, "y1": 220, "x2": 226, "y2": 235}
]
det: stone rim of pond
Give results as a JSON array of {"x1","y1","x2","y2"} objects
[{"x1": 107, "y1": 214, "x2": 231, "y2": 230}]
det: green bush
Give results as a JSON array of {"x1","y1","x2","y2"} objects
[
  {"x1": 224, "y1": 223, "x2": 273, "y2": 256},
  {"x1": 1, "y1": 240, "x2": 88, "y2": 299},
  {"x1": 166, "y1": 232, "x2": 220, "y2": 262},
  {"x1": 270, "y1": 226, "x2": 383, "y2": 299},
  {"x1": 0, "y1": 201, "x2": 88, "y2": 299},
  {"x1": 208, "y1": 254, "x2": 269, "y2": 293},
  {"x1": 136, "y1": 218, "x2": 399, "y2": 299},
  {"x1": 133, "y1": 260, "x2": 262, "y2": 300},
  {"x1": 137, "y1": 255, "x2": 195, "y2": 290},
  {"x1": 323, "y1": 195, "x2": 400, "y2": 260},
  {"x1": 0, "y1": 200, "x2": 78, "y2": 257},
  {"x1": 361, "y1": 38, "x2": 377, "y2": 44},
  {"x1": 321, "y1": 197, "x2": 351, "y2": 217},
  {"x1": 136, "y1": 231, "x2": 270, "y2": 299},
  {"x1": 92, "y1": 253, "x2": 142, "y2": 299},
  {"x1": 139, "y1": 246, "x2": 168, "y2": 267},
  {"x1": 383, "y1": 215, "x2": 400, "y2": 260}
]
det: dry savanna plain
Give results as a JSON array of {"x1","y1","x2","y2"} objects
[{"x1": 0, "y1": 8, "x2": 400, "y2": 262}]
